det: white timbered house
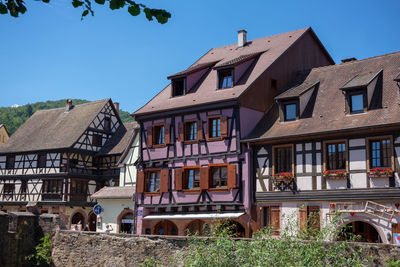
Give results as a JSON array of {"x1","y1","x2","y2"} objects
[{"x1": 0, "y1": 99, "x2": 126, "y2": 229}]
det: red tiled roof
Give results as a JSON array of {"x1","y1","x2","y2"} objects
[
  {"x1": 134, "y1": 28, "x2": 318, "y2": 116},
  {"x1": 91, "y1": 186, "x2": 136, "y2": 199},
  {"x1": 245, "y1": 51, "x2": 400, "y2": 142}
]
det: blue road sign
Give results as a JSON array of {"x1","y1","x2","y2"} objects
[{"x1": 93, "y1": 204, "x2": 103, "y2": 215}]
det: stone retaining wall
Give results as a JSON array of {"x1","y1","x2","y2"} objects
[{"x1": 52, "y1": 231, "x2": 400, "y2": 267}]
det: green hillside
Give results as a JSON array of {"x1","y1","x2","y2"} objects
[{"x1": 0, "y1": 99, "x2": 133, "y2": 135}]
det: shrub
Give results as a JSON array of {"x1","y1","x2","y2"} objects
[{"x1": 25, "y1": 234, "x2": 52, "y2": 266}]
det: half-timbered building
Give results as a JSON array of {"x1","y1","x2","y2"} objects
[
  {"x1": 92, "y1": 121, "x2": 139, "y2": 233},
  {"x1": 133, "y1": 28, "x2": 334, "y2": 237},
  {"x1": 0, "y1": 99, "x2": 125, "y2": 229},
  {"x1": 245, "y1": 51, "x2": 400, "y2": 243}
]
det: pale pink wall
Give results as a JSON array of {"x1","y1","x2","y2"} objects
[{"x1": 240, "y1": 107, "x2": 264, "y2": 138}]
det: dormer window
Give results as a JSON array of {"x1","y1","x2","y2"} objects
[
  {"x1": 172, "y1": 78, "x2": 185, "y2": 97},
  {"x1": 218, "y1": 69, "x2": 233, "y2": 89},
  {"x1": 284, "y1": 103, "x2": 297, "y2": 121},
  {"x1": 348, "y1": 91, "x2": 366, "y2": 113}
]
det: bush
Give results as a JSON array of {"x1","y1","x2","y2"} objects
[
  {"x1": 181, "y1": 214, "x2": 367, "y2": 267},
  {"x1": 25, "y1": 234, "x2": 52, "y2": 266}
]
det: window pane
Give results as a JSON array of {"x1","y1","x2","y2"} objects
[
  {"x1": 371, "y1": 141, "x2": 381, "y2": 168},
  {"x1": 350, "y1": 94, "x2": 364, "y2": 113},
  {"x1": 285, "y1": 104, "x2": 297, "y2": 121},
  {"x1": 220, "y1": 167, "x2": 227, "y2": 186},
  {"x1": 212, "y1": 168, "x2": 219, "y2": 187},
  {"x1": 187, "y1": 169, "x2": 194, "y2": 189}
]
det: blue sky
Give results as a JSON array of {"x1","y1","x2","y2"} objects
[{"x1": 1, "y1": 0, "x2": 399, "y2": 113}]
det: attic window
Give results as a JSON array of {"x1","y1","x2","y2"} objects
[
  {"x1": 218, "y1": 69, "x2": 233, "y2": 89},
  {"x1": 284, "y1": 103, "x2": 297, "y2": 121},
  {"x1": 349, "y1": 92, "x2": 365, "y2": 113},
  {"x1": 172, "y1": 78, "x2": 185, "y2": 97}
]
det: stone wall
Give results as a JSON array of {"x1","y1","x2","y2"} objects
[{"x1": 52, "y1": 231, "x2": 400, "y2": 267}]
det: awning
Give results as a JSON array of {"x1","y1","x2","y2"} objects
[{"x1": 142, "y1": 212, "x2": 245, "y2": 220}]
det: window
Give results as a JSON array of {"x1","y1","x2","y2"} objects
[
  {"x1": 154, "y1": 125, "x2": 165, "y2": 145},
  {"x1": 6, "y1": 155, "x2": 15, "y2": 169},
  {"x1": 70, "y1": 179, "x2": 88, "y2": 201},
  {"x1": 349, "y1": 92, "x2": 365, "y2": 113},
  {"x1": 284, "y1": 103, "x2": 297, "y2": 121},
  {"x1": 370, "y1": 138, "x2": 391, "y2": 168},
  {"x1": 326, "y1": 142, "x2": 346, "y2": 170},
  {"x1": 3, "y1": 183, "x2": 15, "y2": 200},
  {"x1": 104, "y1": 117, "x2": 111, "y2": 132},
  {"x1": 208, "y1": 117, "x2": 221, "y2": 139},
  {"x1": 263, "y1": 206, "x2": 280, "y2": 235},
  {"x1": 299, "y1": 205, "x2": 320, "y2": 232},
  {"x1": 92, "y1": 133, "x2": 103, "y2": 147},
  {"x1": 21, "y1": 180, "x2": 27, "y2": 194},
  {"x1": 185, "y1": 121, "x2": 198, "y2": 141},
  {"x1": 172, "y1": 78, "x2": 185, "y2": 97},
  {"x1": 42, "y1": 180, "x2": 63, "y2": 194},
  {"x1": 218, "y1": 69, "x2": 233, "y2": 89},
  {"x1": 37, "y1": 153, "x2": 47, "y2": 168},
  {"x1": 145, "y1": 171, "x2": 160, "y2": 192},
  {"x1": 273, "y1": 146, "x2": 293, "y2": 174},
  {"x1": 211, "y1": 166, "x2": 228, "y2": 188},
  {"x1": 184, "y1": 168, "x2": 200, "y2": 189},
  {"x1": 271, "y1": 79, "x2": 277, "y2": 89}
]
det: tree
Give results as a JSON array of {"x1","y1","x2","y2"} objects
[{"x1": 0, "y1": 0, "x2": 171, "y2": 23}]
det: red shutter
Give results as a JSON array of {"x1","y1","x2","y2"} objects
[
  {"x1": 200, "y1": 167, "x2": 210, "y2": 190},
  {"x1": 147, "y1": 126, "x2": 153, "y2": 147},
  {"x1": 227, "y1": 164, "x2": 237, "y2": 189},
  {"x1": 160, "y1": 169, "x2": 169, "y2": 193},
  {"x1": 174, "y1": 168, "x2": 183, "y2": 191},
  {"x1": 164, "y1": 124, "x2": 171, "y2": 145},
  {"x1": 178, "y1": 122, "x2": 184, "y2": 142},
  {"x1": 197, "y1": 120, "x2": 203, "y2": 140},
  {"x1": 270, "y1": 206, "x2": 281, "y2": 236},
  {"x1": 299, "y1": 206, "x2": 307, "y2": 231},
  {"x1": 137, "y1": 171, "x2": 145, "y2": 193},
  {"x1": 221, "y1": 116, "x2": 228, "y2": 138}
]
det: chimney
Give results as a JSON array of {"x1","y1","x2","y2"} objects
[
  {"x1": 114, "y1": 102, "x2": 119, "y2": 114},
  {"x1": 341, "y1": 57, "x2": 357, "y2": 63},
  {"x1": 238, "y1": 29, "x2": 247, "y2": 48},
  {"x1": 65, "y1": 99, "x2": 73, "y2": 112}
]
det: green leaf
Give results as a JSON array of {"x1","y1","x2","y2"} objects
[
  {"x1": 0, "y1": 3, "x2": 8, "y2": 14},
  {"x1": 127, "y1": 4, "x2": 140, "y2": 16},
  {"x1": 81, "y1": 9, "x2": 88, "y2": 20},
  {"x1": 72, "y1": 0, "x2": 84, "y2": 8},
  {"x1": 42, "y1": 0, "x2": 50, "y2": 3},
  {"x1": 143, "y1": 7, "x2": 152, "y2": 21},
  {"x1": 109, "y1": 0, "x2": 124, "y2": 10},
  {"x1": 94, "y1": 0, "x2": 105, "y2": 5}
]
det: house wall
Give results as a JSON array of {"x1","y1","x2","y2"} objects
[
  {"x1": 120, "y1": 134, "x2": 139, "y2": 187},
  {"x1": 95, "y1": 198, "x2": 135, "y2": 234}
]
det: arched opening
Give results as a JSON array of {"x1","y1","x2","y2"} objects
[
  {"x1": 220, "y1": 220, "x2": 245, "y2": 237},
  {"x1": 120, "y1": 212, "x2": 134, "y2": 234},
  {"x1": 185, "y1": 220, "x2": 210, "y2": 236},
  {"x1": 339, "y1": 221, "x2": 382, "y2": 243},
  {"x1": 88, "y1": 212, "x2": 97, "y2": 231},
  {"x1": 154, "y1": 220, "x2": 178, "y2": 235},
  {"x1": 71, "y1": 212, "x2": 85, "y2": 231}
]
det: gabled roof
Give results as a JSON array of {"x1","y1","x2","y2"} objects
[
  {"x1": 275, "y1": 81, "x2": 320, "y2": 100},
  {"x1": 91, "y1": 186, "x2": 135, "y2": 199},
  {"x1": 340, "y1": 70, "x2": 382, "y2": 90},
  {"x1": 134, "y1": 27, "x2": 333, "y2": 116},
  {"x1": 167, "y1": 61, "x2": 219, "y2": 79},
  {"x1": 0, "y1": 99, "x2": 110, "y2": 153},
  {"x1": 98, "y1": 121, "x2": 139, "y2": 156},
  {"x1": 244, "y1": 51, "x2": 400, "y2": 142}
]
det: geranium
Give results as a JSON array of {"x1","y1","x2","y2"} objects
[
  {"x1": 370, "y1": 167, "x2": 393, "y2": 175},
  {"x1": 323, "y1": 169, "x2": 346, "y2": 176},
  {"x1": 272, "y1": 172, "x2": 293, "y2": 179}
]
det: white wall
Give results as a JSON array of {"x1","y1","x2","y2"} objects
[{"x1": 96, "y1": 198, "x2": 134, "y2": 233}]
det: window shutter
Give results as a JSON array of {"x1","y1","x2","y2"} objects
[
  {"x1": 299, "y1": 206, "x2": 307, "y2": 231},
  {"x1": 197, "y1": 120, "x2": 203, "y2": 140},
  {"x1": 178, "y1": 122, "x2": 184, "y2": 142},
  {"x1": 270, "y1": 206, "x2": 281, "y2": 236},
  {"x1": 200, "y1": 167, "x2": 210, "y2": 190},
  {"x1": 137, "y1": 171, "x2": 145, "y2": 193},
  {"x1": 174, "y1": 168, "x2": 183, "y2": 191},
  {"x1": 221, "y1": 116, "x2": 228, "y2": 138},
  {"x1": 147, "y1": 126, "x2": 153, "y2": 147},
  {"x1": 160, "y1": 169, "x2": 169, "y2": 193},
  {"x1": 165, "y1": 124, "x2": 171, "y2": 145},
  {"x1": 308, "y1": 206, "x2": 320, "y2": 231},
  {"x1": 227, "y1": 164, "x2": 237, "y2": 189}
]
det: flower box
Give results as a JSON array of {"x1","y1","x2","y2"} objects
[
  {"x1": 272, "y1": 172, "x2": 294, "y2": 184},
  {"x1": 323, "y1": 170, "x2": 347, "y2": 180},
  {"x1": 369, "y1": 168, "x2": 394, "y2": 179}
]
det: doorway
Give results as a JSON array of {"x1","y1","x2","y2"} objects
[{"x1": 340, "y1": 221, "x2": 381, "y2": 243}]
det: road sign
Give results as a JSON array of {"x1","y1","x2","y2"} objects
[{"x1": 93, "y1": 204, "x2": 103, "y2": 215}]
